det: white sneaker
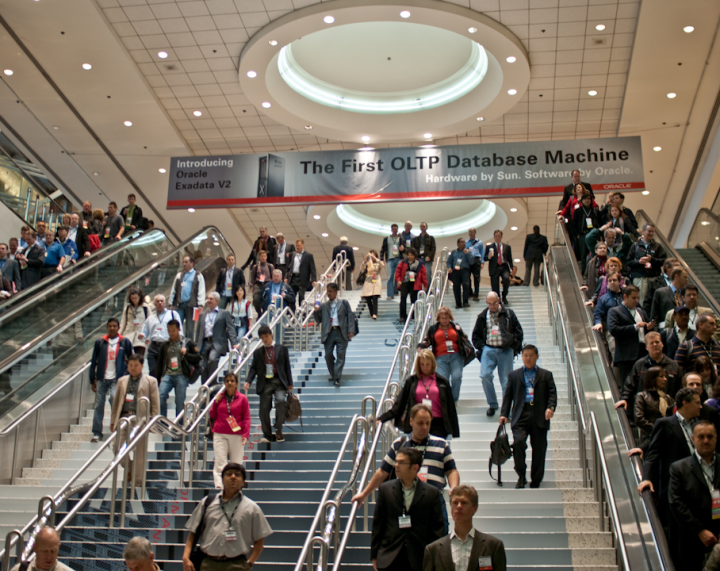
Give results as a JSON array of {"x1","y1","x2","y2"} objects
[{"x1": 91, "y1": 436, "x2": 100, "y2": 443}]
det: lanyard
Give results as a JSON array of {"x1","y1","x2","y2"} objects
[
  {"x1": 221, "y1": 494, "x2": 242, "y2": 526},
  {"x1": 225, "y1": 393, "x2": 235, "y2": 416},
  {"x1": 264, "y1": 346, "x2": 274, "y2": 363},
  {"x1": 421, "y1": 377, "x2": 434, "y2": 398},
  {"x1": 441, "y1": 326, "x2": 450, "y2": 340}
]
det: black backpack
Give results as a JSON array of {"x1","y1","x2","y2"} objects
[
  {"x1": 489, "y1": 424, "x2": 513, "y2": 486},
  {"x1": 190, "y1": 492, "x2": 218, "y2": 569}
]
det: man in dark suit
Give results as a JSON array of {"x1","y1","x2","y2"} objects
[
  {"x1": 484, "y1": 229, "x2": 512, "y2": 304},
  {"x1": 423, "y1": 485, "x2": 506, "y2": 571},
  {"x1": 244, "y1": 324, "x2": 294, "y2": 444},
  {"x1": 215, "y1": 254, "x2": 245, "y2": 309},
  {"x1": 332, "y1": 236, "x2": 355, "y2": 291},
  {"x1": 69, "y1": 213, "x2": 91, "y2": 259},
  {"x1": 669, "y1": 421, "x2": 720, "y2": 571},
  {"x1": 273, "y1": 232, "x2": 295, "y2": 277},
  {"x1": 559, "y1": 169, "x2": 593, "y2": 209},
  {"x1": 314, "y1": 283, "x2": 356, "y2": 386},
  {"x1": 371, "y1": 447, "x2": 445, "y2": 571},
  {"x1": 642, "y1": 258, "x2": 678, "y2": 316},
  {"x1": 661, "y1": 306, "x2": 694, "y2": 361},
  {"x1": 285, "y1": 238, "x2": 316, "y2": 307},
  {"x1": 499, "y1": 344, "x2": 557, "y2": 488},
  {"x1": 638, "y1": 387, "x2": 703, "y2": 525},
  {"x1": 650, "y1": 267, "x2": 687, "y2": 328},
  {"x1": 0, "y1": 243, "x2": 21, "y2": 293},
  {"x1": 522, "y1": 226, "x2": 548, "y2": 287},
  {"x1": 16, "y1": 230, "x2": 45, "y2": 289},
  {"x1": 607, "y1": 285, "x2": 655, "y2": 385},
  {"x1": 193, "y1": 292, "x2": 238, "y2": 378}
]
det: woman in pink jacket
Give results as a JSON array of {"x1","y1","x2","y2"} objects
[{"x1": 209, "y1": 372, "x2": 251, "y2": 488}]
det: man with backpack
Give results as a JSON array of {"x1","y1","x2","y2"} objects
[
  {"x1": 314, "y1": 283, "x2": 356, "y2": 387},
  {"x1": 155, "y1": 319, "x2": 202, "y2": 418}
]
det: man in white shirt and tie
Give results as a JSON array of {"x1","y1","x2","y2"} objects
[{"x1": 484, "y1": 230, "x2": 513, "y2": 305}]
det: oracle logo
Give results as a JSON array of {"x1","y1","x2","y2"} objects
[{"x1": 602, "y1": 183, "x2": 632, "y2": 189}]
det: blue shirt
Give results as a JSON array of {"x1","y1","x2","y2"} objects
[
  {"x1": 400, "y1": 231, "x2": 414, "y2": 250},
  {"x1": 269, "y1": 281, "x2": 283, "y2": 304},
  {"x1": 59, "y1": 238, "x2": 79, "y2": 261},
  {"x1": 36, "y1": 239, "x2": 47, "y2": 251},
  {"x1": 181, "y1": 269, "x2": 196, "y2": 303},
  {"x1": 0, "y1": 259, "x2": 5, "y2": 273},
  {"x1": 449, "y1": 249, "x2": 472, "y2": 270},
  {"x1": 466, "y1": 238, "x2": 484, "y2": 260},
  {"x1": 523, "y1": 365, "x2": 537, "y2": 403},
  {"x1": 43, "y1": 242, "x2": 65, "y2": 266}
]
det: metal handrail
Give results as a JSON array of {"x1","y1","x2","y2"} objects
[
  {"x1": 636, "y1": 209, "x2": 720, "y2": 316},
  {"x1": 691, "y1": 207, "x2": 720, "y2": 241},
  {"x1": 0, "y1": 228, "x2": 157, "y2": 317},
  {"x1": 295, "y1": 249, "x2": 450, "y2": 571},
  {"x1": 0, "y1": 226, "x2": 218, "y2": 378}
]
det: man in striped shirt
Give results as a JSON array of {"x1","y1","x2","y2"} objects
[
  {"x1": 352, "y1": 404, "x2": 459, "y2": 530},
  {"x1": 674, "y1": 314, "x2": 720, "y2": 374}
]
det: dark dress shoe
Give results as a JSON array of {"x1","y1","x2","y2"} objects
[
  {"x1": 502, "y1": 297, "x2": 509, "y2": 305},
  {"x1": 486, "y1": 407, "x2": 496, "y2": 417},
  {"x1": 516, "y1": 476, "x2": 527, "y2": 489},
  {"x1": 530, "y1": 482, "x2": 541, "y2": 488}
]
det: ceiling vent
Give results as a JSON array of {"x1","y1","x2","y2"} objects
[
  {"x1": 592, "y1": 38, "x2": 607, "y2": 46},
  {"x1": 164, "y1": 64, "x2": 179, "y2": 71}
]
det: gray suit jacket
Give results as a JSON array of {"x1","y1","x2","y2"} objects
[
  {"x1": 314, "y1": 298, "x2": 356, "y2": 342},
  {"x1": 194, "y1": 308, "x2": 238, "y2": 355},
  {"x1": 1, "y1": 258, "x2": 21, "y2": 292},
  {"x1": 423, "y1": 530, "x2": 506, "y2": 571}
]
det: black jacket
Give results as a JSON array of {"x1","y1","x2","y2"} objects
[
  {"x1": 378, "y1": 374, "x2": 460, "y2": 438},
  {"x1": 523, "y1": 233, "x2": 548, "y2": 262},
  {"x1": 472, "y1": 306, "x2": 523, "y2": 356},
  {"x1": 661, "y1": 327, "x2": 695, "y2": 364},
  {"x1": 120, "y1": 204, "x2": 143, "y2": 229},
  {"x1": 560, "y1": 181, "x2": 593, "y2": 208},
  {"x1": 620, "y1": 354, "x2": 681, "y2": 413},
  {"x1": 371, "y1": 479, "x2": 445, "y2": 571},
  {"x1": 607, "y1": 304, "x2": 649, "y2": 363},
  {"x1": 571, "y1": 205, "x2": 600, "y2": 237},
  {"x1": 627, "y1": 239, "x2": 667, "y2": 279},
  {"x1": 483, "y1": 243, "x2": 512, "y2": 277},
  {"x1": 154, "y1": 336, "x2": 202, "y2": 381},
  {"x1": 285, "y1": 251, "x2": 317, "y2": 288},
  {"x1": 412, "y1": 234, "x2": 437, "y2": 261},
  {"x1": 0, "y1": 258, "x2": 21, "y2": 293},
  {"x1": 650, "y1": 285, "x2": 681, "y2": 327},
  {"x1": 642, "y1": 274, "x2": 671, "y2": 315},
  {"x1": 241, "y1": 236, "x2": 278, "y2": 270},
  {"x1": 641, "y1": 415, "x2": 693, "y2": 505},
  {"x1": 71, "y1": 225, "x2": 91, "y2": 258},
  {"x1": 215, "y1": 266, "x2": 245, "y2": 296},
  {"x1": 246, "y1": 343, "x2": 293, "y2": 392},
  {"x1": 500, "y1": 367, "x2": 557, "y2": 428},
  {"x1": 20, "y1": 242, "x2": 45, "y2": 288},
  {"x1": 273, "y1": 241, "x2": 295, "y2": 267},
  {"x1": 331, "y1": 244, "x2": 355, "y2": 271}
]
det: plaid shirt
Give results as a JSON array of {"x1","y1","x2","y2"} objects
[{"x1": 486, "y1": 310, "x2": 504, "y2": 347}]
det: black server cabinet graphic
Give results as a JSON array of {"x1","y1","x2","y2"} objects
[{"x1": 257, "y1": 154, "x2": 286, "y2": 198}]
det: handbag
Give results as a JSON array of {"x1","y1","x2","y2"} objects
[
  {"x1": 356, "y1": 268, "x2": 367, "y2": 286},
  {"x1": 189, "y1": 492, "x2": 218, "y2": 569},
  {"x1": 489, "y1": 424, "x2": 513, "y2": 486}
]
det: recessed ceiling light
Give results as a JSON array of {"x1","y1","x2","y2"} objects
[
  {"x1": 3, "y1": 69, "x2": 13, "y2": 76},
  {"x1": 400, "y1": 10, "x2": 411, "y2": 18},
  {"x1": 358, "y1": 146, "x2": 375, "y2": 151},
  {"x1": 361, "y1": 136, "x2": 370, "y2": 142},
  {"x1": 420, "y1": 144, "x2": 436, "y2": 148},
  {"x1": 323, "y1": 15, "x2": 335, "y2": 24},
  {"x1": 476, "y1": 117, "x2": 484, "y2": 121},
  {"x1": 213, "y1": 242, "x2": 220, "y2": 246},
  {"x1": 269, "y1": 40, "x2": 278, "y2": 46},
  {"x1": 159, "y1": 168, "x2": 167, "y2": 173},
  {"x1": 92, "y1": 172, "x2": 100, "y2": 176},
  {"x1": 507, "y1": 89, "x2": 517, "y2": 95},
  {"x1": 352, "y1": 247, "x2": 359, "y2": 251},
  {"x1": 188, "y1": 208, "x2": 195, "y2": 213},
  {"x1": 595, "y1": 24, "x2": 606, "y2": 31},
  {"x1": 313, "y1": 215, "x2": 321, "y2": 219},
  {"x1": 52, "y1": 125, "x2": 60, "y2": 130},
  {"x1": 82, "y1": 63, "x2": 92, "y2": 70},
  {"x1": 667, "y1": 92, "x2": 677, "y2": 99},
  {"x1": 653, "y1": 146, "x2": 662, "y2": 151},
  {"x1": 123, "y1": 120, "x2": 132, "y2": 126},
  {"x1": 588, "y1": 90, "x2": 598, "y2": 96},
  {"x1": 513, "y1": 258, "x2": 520, "y2": 262},
  {"x1": 246, "y1": 70, "x2": 257, "y2": 78},
  {"x1": 157, "y1": 51, "x2": 168, "y2": 59},
  {"x1": 193, "y1": 110, "x2": 202, "y2": 117},
  {"x1": 321, "y1": 232, "x2": 329, "y2": 237},
  {"x1": 261, "y1": 102, "x2": 271, "y2": 108},
  {"x1": 423, "y1": 133, "x2": 433, "y2": 139},
  {"x1": 642, "y1": 190, "x2": 650, "y2": 195},
  {"x1": 684, "y1": 26, "x2": 694, "y2": 33},
  {"x1": 304, "y1": 125, "x2": 312, "y2": 130},
  {"x1": 468, "y1": 27, "x2": 477, "y2": 33},
  {"x1": 510, "y1": 208, "x2": 517, "y2": 212},
  {"x1": 510, "y1": 227, "x2": 518, "y2": 231},
  {"x1": 702, "y1": 221, "x2": 711, "y2": 225},
  {"x1": 506, "y1": 56, "x2": 516, "y2": 63}
]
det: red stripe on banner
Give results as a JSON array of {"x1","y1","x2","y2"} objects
[{"x1": 167, "y1": 181, "x2": 645, "y2": 209}]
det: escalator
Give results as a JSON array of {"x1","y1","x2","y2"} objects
[{"x1": 0, "y1": 227, "x2": 233, "y2": 422}]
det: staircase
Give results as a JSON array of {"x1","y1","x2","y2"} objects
[
  {"x1": 676, "y1": 247, "x2": 720, "y2": 302},
  {"x1": 3, "y1": 289, "x2": 408, "y2": 571},
  {"x1": 450, "y1": 285, "x2": 614, "y2": 570}
]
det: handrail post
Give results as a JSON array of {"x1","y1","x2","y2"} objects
[
  {"x1": 3, "y1": 530, "x2": 22, "y2": 571},
  {"x1": 119, "y1": 416, "x2": 137, "y2": 528}
]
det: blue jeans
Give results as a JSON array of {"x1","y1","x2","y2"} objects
[
  {"x1": 176, "y1": 302, "x2": 196, "y2": 341},
  {"x1": 159, "y1": 373, "x2": 188, "y2": 418},
  {"x1": 480, "y1": 346, "x2": 514, "y2": 409},
  {"x1": 92, "y1": 378, "x2": 116, "y2": 438},
  {"x1": 236, "y1": 326, "x2": 248, "y2": 340},
  {"x1": 386, "y1": 257, "x2": 400, "y2": 297},
  {"x1": 436, "y1": 352, "x2": 464, "y2": 402}
]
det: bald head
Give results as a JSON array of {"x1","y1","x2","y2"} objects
[
  {"x1": 34, "y1": 527, "x2": 61, "y2": 571},
  {"x1": 486, "y1": 291, "x2": 500, "y2": 312}
]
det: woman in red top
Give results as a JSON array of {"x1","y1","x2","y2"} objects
[
  {"x1": 209, "y1": 372, "x2": 251, "y2": 488},
  {"x1": 557, "y1": 183, "x2": 598, "y2": 220},
  {"x1": 421, "y1": 307, "x2": 471, "y2": 402}
]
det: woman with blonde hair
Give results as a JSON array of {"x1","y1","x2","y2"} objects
[
  {"x1": 378, "y1": 348, "x2": 459, "y2": 438},
  {"x1": 360, "y1": 249, "x2": 384, "y2": 320}
]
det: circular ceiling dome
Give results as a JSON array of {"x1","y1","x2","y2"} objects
[
  {"x1": 278, "y1": 22, "x2": 488, "y2": 113},
  {"x1": 238, "y1": 0, "x2": 530, "y2": 143}
]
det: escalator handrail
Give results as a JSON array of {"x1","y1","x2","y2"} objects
[
  {"x1": 692, "y1": 207, "x2": 720, "y2": 238},
  {"x1": 0, "y1": 226, "x2": 220, "y2": 377},
  {"x1": 554, "y1": 219, "x2": 674, "y2": 571},
  {"x1": 0, "y1": 229, "x2": 157, "y2": 321},
  {"x1": 636, "y1": 209, "x2": 720, "y2": 317}
]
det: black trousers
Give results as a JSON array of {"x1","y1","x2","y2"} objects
[
  {"x1": 378, "y1": 546, "x2": 411, "y2": 571},
  {"x1": 259, "y1": 376, "x2": 288, "y2": 439},
  {"x1": 511, "y1": 403, "x2": 548, "y2": 486},
  {"x1": 147, "y1": 341, "x2": 162, "y2": 377},
  {"x1": 524, "y1": 259, "x2": 542, "y2": 287},
  {"x1": 451, "y1": 268, "x2": 470, "y2": 307},
  {"x1": 290, "y1": 273, "x2": 308, "y2": 306},
  {"x1": 490, "y1": 269, "x2": 510, "y2": 300},
  {"x1": 365, "y1": 295, "x2": 379, "y2": 316},
  {"x1": 399, "y1": 282, "x2": 417, "y2": 320},
  {"x1": 470, "y1": 261, "x2": 481, "y2": 298}
]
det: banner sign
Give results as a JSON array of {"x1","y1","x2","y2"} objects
[{"x1": 166, "y1": 136, "x2": 644, "y2": 209}]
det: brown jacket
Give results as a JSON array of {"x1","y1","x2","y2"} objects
[
  {"x1": 110, "y1": 374, "x2": 160, "y2": 430},
  {"x1": 634, "y1": 390, "x2": 674, "y2": 437}
]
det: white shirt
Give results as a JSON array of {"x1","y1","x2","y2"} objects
[
  {"x1": 625, "y1": 303, "x2": 644, "y2": 343},
  {"x1": 675, "y1": 325, "x2": 689, "y2": 346},
  {"x1": 676, "y1": 411, "x2": 695, "y2": 452},
  {"x1": 292, "y1": 251, "x2": 303, "y2": 273},
  {"x1": 224, "y1": 266, "x2": 235, "y2": 296},
  {"x1": 204, "y1": 307, "x2": 219, "y2": 338},
  {"x1": 450, "y1": 527, "x2": 476, "y2": 571},
  {"x1": 68, "y1": 226, "x2": 78, "y2": 244},
  {"x1": 105, "y1": 337, "x2": 120, "y2": 380},
  {"x1": 330, "y1": 299, "x2": 339, "y2": 327},
  {"x1": 142, "y1": 309, "x2": 183, "y2": 343},
  {"x1": 277, "y1": 242, "x2": 286, "y2": 264}
]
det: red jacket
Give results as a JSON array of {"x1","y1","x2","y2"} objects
[
  {"x1": 395, "y1": 260, "x2": 428, "y2": 291},
  {"x1": 209, "y1": 391, "x2": 251, "y2": 438}
]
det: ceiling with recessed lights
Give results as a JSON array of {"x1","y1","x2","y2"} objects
[{"x1": 0, "y1": 0, "x2": 718, "y2": 271}]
